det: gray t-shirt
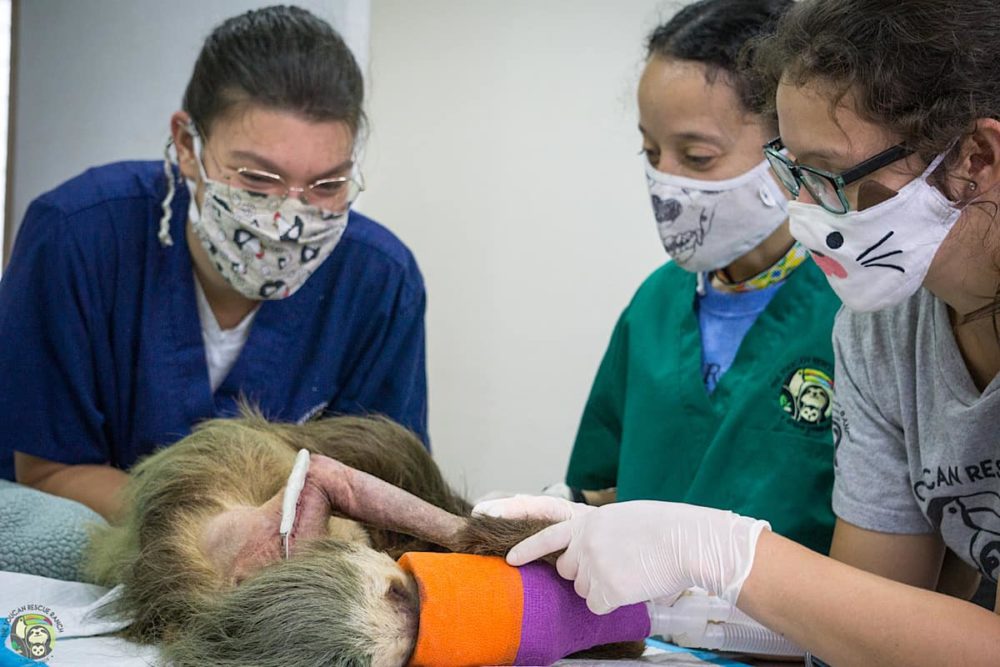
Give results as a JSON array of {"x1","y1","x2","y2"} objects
[{"x1": 832, "y1": 288, "x2": 1000, "y2": 581}]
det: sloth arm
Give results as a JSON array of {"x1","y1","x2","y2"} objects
[
  {"x1": 301, "y1": 454, "x2": 558, "y2": 560},
  {"x1": 206, "y1": 454, "x2": 556, "y2": 582}
]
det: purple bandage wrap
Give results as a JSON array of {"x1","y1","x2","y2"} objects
[{"x1": 513, "y1": 562, "x2": 651, "y2": 665}]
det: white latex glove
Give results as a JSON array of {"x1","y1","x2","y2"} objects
[
  {"x1": 539, "y1": 481, "x2": 576, "y2": 501},
  {"x1": 473, "y1": 489, "x2": 518, "y2": 505},
  {"x1": 473, "y1": 494, "x2": 594, "y2": 522},
  {"x1": 505, "y1": 500, "x2": 770, "y2": 614},
  {"x1": 473, "y1": 481, "x2": 579, "y2": 507}
]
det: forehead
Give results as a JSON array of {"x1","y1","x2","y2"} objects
[
  {"x1": 775, "y1": 79, "x2": 897, "y2": 164},
  {"x1": 638, "y1": 57, "x2": 747, "y2": 141},
  {"x1": 207, "y1": 106, "x2": 354, "y2": 164}
]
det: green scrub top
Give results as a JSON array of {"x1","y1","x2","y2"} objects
[{"x1": 566, "y1": 260, "x2": 840, "y2": 554}]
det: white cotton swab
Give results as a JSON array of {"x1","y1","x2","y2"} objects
[{"x1": 279, "y1": 448, "x2": 312, "y2": 559}]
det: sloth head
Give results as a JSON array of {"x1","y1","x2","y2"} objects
[{"x1": 165, "y1": 538, "x2": 420, "y2": 667}]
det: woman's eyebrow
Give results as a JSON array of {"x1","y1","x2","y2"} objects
[
  {"x1": 637, "y1": 125, "x2": 725, "y2": 147},
  {"x1": 228, "y1": 150, "x2": 284, "y2": 173},
  {"x1": 229, "y1": 150, "x2": 354, "y2": 179},
  {"x1": 313, "y1": 159, "x2": 354, "y2": 179},
  {"x1": 790, "y1": 146, "x2": 850, "y2": 167},
  {"x1": 669, "y1": 131, "x2": 725, "y2": 146}
]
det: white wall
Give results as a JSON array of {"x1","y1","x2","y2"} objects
[
  {"x1": 9, "y1": 0, "x2": 369, "y2": 242},
  {"x1": 11, "y1": 0, "x2": 680, "y2": 500},
  {"x1": 364, "y1": 1, "x2": 673, "y2": 498}
]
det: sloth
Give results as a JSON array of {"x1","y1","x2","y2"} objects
[{"x1": 83, "y1": 412, "x2": 643, "y2": 666}]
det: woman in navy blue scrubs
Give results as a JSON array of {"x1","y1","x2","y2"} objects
[{"x1": 0, "y1": 6, "x2": 428, "y2": 519}]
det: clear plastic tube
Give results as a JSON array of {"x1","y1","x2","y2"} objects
[
  {"x1": 646, "y1": 590, "x2": 802, "y2": 657},
  {"x1": 700, "y1": 622, "x2": 803, "y2": 656}
]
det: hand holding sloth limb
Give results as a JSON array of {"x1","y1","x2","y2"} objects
[{"x1": 504, "y1": 500, "x2": 771, "y2": 615}]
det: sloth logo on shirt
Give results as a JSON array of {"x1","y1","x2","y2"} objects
[{"x1": 778, "y1": 364, "x2": 834, "y2": 428}]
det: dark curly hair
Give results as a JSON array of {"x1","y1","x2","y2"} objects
[
  {"x1": 646, "y1": 0, "x2": 793, "y2": 118},
  {"x1": 751, "y1": 0, "x2": 1000, "y2": 167}
]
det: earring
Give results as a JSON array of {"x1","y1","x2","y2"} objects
[{"x1": 968, "y1": 181, "x2": 978, "y2": 192}]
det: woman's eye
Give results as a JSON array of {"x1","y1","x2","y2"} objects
[
  {"x1": 241, "y1": 172, "x2": 279, "y2": 186},
  {"x1": 639, "y1": 147, "x2": 659, "y2": 165},
  {"x1": 684, "y1": 155, "x2": 715, "y2": 168},
  {"x1": 311, "y1": 181, "x2": 346, "y2": 197}
]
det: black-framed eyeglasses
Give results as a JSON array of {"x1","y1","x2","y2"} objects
[{"x1": 763, "y1": 137, "x2": 914, "y2": 214}]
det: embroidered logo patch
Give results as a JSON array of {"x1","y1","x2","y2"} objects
[{"x1": 779, "y1": 365, "x2": 834, "y2": 428}]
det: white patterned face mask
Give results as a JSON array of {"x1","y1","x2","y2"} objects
[
  {"x1": 645, "y1": 159, "x2": 789, "y2": 272},
  {"x1": 788, "y1": 153, "x2": 962, "y2": 312},
  {"x1": 186, "y1": 135, "x2": 349, "y2": 301}
]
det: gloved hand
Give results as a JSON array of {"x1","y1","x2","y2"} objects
[
  {"x1": 472, "y1": 494, "x2": 594, "y2": 522},
  {"x1": 473, "y1": 481, "x2": 580, "y2": 507},
  {"x1": 504, "y1": 500, "x2": 770, "y2": 615},
  {"x1": 472, "y1": 489, "x2": 519, "y2": 505}
]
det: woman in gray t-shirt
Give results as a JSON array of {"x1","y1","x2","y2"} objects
[{"x1": 478, "y1": 1, "x2": 1000, "y2": 664}]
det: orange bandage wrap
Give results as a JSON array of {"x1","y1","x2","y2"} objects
[{"x1": 398, "y1": 552, "x2": 524, "y2": 667}]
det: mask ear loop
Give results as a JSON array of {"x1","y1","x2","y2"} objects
[
  {"x1": 928, "y1": 138, "x2": 973, "y2": 205},
  {"x1": 158, "y1": 137, "x2": 178, "y2": 247},
  {"x1": 159, "y1": 123, "x2": 209, "y2": 247}
]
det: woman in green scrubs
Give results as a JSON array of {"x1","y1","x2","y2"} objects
[{"x1": 562, "y1": 0, "x2": 840, "y2": 554}]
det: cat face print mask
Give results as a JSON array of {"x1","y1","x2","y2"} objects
[
  {"x1": 788, "y1": 153, "x2": 962, "y2": 313},
  {"x1": 645, "y1": 159, "x2": 789, "y2": 272}
]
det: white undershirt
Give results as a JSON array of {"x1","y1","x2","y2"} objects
[{"x1": 193, "y1": 274, "x2": 259, "y2": 393}]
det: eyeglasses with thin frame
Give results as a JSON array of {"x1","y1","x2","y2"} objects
[
  {"x1": 194, "y1": 129, "x2": 364, "y2": 215},
  {"x1": 763, "y1": 137, "x2": 913, "y2": 214},
  {"x1": 233, "y1": 166, "x2": 365, "y2": 215}
]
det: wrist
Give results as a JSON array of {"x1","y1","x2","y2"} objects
[
  {"x1": 720, "y1": 515, "x2": 771, "y2": 606},
  {"x1": 733, "y1": 529, "x2": 790, "y2": 618}
]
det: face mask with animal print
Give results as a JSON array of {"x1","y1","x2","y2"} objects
[
  {"x1": 645, "y1": 159, "x2": 789, "y2": 272},
  {"x1": 187, "y1": 135, "x2": 349, "y2": 301},
  {"x1": 787, "y1": 153, "x2": 961, "y2": 312}
]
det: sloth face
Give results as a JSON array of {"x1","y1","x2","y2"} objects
[
  {"x1": 193, "y1": 475, "x2": 420, "y2": 666},
  {"x1": 172, "y1": 539, "x2": 420, "y2": 667}
]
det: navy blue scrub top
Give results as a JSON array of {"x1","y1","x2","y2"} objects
[{"x1": 0, "y1": 161, "x2": 429, "y2": 480}]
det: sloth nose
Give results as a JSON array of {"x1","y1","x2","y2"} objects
[{"x1": 387, "y1": 576, "x2": 419, "y2": 610}]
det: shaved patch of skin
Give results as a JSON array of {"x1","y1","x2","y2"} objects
[{"x1": 297, "y1": 454, "x2": 467, "y2": 551}]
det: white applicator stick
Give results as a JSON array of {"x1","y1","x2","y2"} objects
[{"x1": 279, "y1": 448, "x2": 312, "y2": 559}]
